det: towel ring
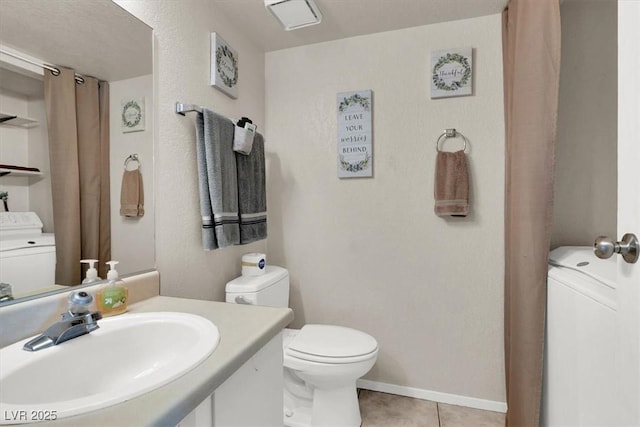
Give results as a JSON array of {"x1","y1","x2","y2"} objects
[
  {"x1": 124, "y1": 154, "x2": 141, "y2": 170},
  {"x1": 436, "y1": 129, "x2": 468, "y2": 152}
]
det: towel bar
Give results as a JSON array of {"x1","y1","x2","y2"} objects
[
  {"x1": 176, "y1": 102, "x2": 203, "y2": 116},
  {"x1": 175, "y1": 102, "x2": 241, "y2": 126},
  {"x1": 436, "y1": 128, "x2": 468, "y2": 152}
]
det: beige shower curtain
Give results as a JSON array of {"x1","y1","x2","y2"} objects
[
  {"x1": 502, "y1": 0, "x2": 561, "y2": 425},
  {"x1": 44, "y1": 68, "x2": 111, "y2": 284}
]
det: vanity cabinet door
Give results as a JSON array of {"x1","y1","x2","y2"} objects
[
  {"x1": 177, "y1": 332, "x2": 284, "y2": 427},
  {"x1": 177, "y1": 396, "x2": 213, "y2": 427},
  {"x1": 214, "y1": 332, "x2": 284, "y2": 426}
]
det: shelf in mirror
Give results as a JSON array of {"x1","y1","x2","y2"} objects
[
  {"x1": 0, "y1": 113, "x2": 38, "y2": 128},
  {"x1": 0, "y1": 165, "x2": 43, "y2": 178}
]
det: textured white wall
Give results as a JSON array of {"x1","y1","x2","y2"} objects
[
  {"x1": 118, "y1": 0, "x2": 505, "y2": 403},
  {"x1": 110, "y1": 74, "x2": 155, "y2": 274},
  {"x1": 116, "y1": 0, "x2": 267, "y2": 300},
  {"x1": 551, "y1": 0, "x2": 617, "y2": 248},
  {"x1": 265, "y1": 15, "x2": 506, "y2": 402}
]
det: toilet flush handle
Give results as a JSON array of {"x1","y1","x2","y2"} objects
[
  {"x1": 594, "y1": 233, "x2": 639, "y2": 264},
  {"x1": 235, "y1": 296, "x2": 253, "y2": 305}
]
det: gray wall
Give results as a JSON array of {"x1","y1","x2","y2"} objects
[
  {"x1": 265, "y1": 15, "x2": 506, "y2": 403},
  {"x1": 121, "y1": 1, "x2": 507, "y2": 405}
]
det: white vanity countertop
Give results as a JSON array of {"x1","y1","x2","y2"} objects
[{"x1": 40, "y1": 296, "x2": 293, "y2": 427}]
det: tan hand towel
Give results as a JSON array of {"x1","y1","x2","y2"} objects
[
  {"x1": 120, "y1": 169, "x2": 144, "y2": 217},
  {"x1": 434, "y1": 150, "x2": 469, "y2": 217}
]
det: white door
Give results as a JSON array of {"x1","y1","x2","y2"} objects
[{"x1": 616, "y1": 2, "x2": 639, "y2": 425}]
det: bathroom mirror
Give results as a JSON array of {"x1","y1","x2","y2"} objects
[{"x1": 0, "y1": 0, "x2": 154, "y2": 304}]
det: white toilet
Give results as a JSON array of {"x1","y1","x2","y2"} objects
[{"x1": 226, "y1": 266, "x2": 378, "y2": 427}]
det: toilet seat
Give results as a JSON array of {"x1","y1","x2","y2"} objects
[{"x1": 285, "y1": 324, "x2": 378, "y2": 364}]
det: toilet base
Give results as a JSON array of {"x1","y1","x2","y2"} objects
[
  {"x1": 312, "y1": 384, "x2": 361, "y2": 427},
  {"x1": 284, "y1": 405, "x2": 311, "y2": 427},
  {"x1": 284, "y1": 382, "x2": 361, "y2": 427}
]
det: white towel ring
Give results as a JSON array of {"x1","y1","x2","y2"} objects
[
  {"x1": 436, "y1": 129, "x2": 468, "y2": 152},
  {"x1": 124, "y1": 153, "x2": 141, "y2": 170}
]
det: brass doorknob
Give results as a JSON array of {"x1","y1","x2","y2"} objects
[{"x1": 594, "y1": 233, "x2": 639, "y2": 264}]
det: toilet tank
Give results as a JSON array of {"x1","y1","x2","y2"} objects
[{"x1": 225, "y1": 266, "x2": 289, "y2": 307}]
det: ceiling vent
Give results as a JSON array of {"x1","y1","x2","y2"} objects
[{"x1": 264, "y1": 0, "x2": 323, "y2": 31}]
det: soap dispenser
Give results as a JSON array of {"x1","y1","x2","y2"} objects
[
  {"x1": 80, "y1": 259, "x2": 101, "y2": 284},
  {"x1": 96, "y1": 261, "x2": 128, "y2": 317}
]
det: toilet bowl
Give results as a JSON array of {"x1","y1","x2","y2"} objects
[
  {"x1": 226, "y1": 266, "x2": 378, "y2": 427},
  {"x1": 282, "y1": 326, "x2": 378, "y2": 427}
]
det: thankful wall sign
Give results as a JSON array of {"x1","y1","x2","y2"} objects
[{"x1": 431, "y1": 47, "x2": 473, "y2": 99}]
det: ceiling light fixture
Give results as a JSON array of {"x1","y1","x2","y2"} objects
[{"x1": 264, "y1": 0, "x2": 323, "y2": 31}]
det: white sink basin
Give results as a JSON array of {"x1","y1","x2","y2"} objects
[{"x1": 0, "y1": 312, "x2": 220, "y2": 424}]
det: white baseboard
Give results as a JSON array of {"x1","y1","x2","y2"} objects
[{"x1": 357, "y1": 379, "x2": 508, "y2": 414}]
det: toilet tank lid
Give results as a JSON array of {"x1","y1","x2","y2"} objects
[{"x1": 225, "y1": 265, "x2": 288, "y2": 293}]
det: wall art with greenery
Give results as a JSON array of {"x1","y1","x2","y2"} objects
[{"x1": 431, "y1": 47, "x2": 473, "y2": 99}]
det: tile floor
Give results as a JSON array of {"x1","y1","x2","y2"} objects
[{"x1": 358, "y1": 390, "x2": 506, "y2": 427}]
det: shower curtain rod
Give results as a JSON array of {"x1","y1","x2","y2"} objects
[{"x1": 0, "y1": 48, "x2": 85, "y2": 84}]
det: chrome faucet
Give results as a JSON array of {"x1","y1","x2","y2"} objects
[{"x1": 23, "y1": 291, "x2": 102, "y2": 352}]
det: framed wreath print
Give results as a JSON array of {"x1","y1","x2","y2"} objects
[
  {"x1": 337, "y1": 90, "x2": 373, "y2": 178},
  {"x1": 431, "y1": 48, "x2": 473, "y2": 98},
  {"x1": 211, "y1": 32, "x2": 238, "y2": 99},
  {"x1": 121, "y1": 97, "x2": 145, "y2": 133}
]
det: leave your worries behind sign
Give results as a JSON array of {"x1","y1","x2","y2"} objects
[{"x1": 337, "y1": 90, "x2": 373, "y2": 178}]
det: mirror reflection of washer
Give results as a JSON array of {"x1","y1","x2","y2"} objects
[{"x1": 0, "y1": 212, "x2": 56, "y2": 297}]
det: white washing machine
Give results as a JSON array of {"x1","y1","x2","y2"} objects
[
  {"x1": 0, "y1": 212, "x2": 56, "y2": 297},
  {"x1": 542, "y1": 246, "x2": 622, "y2": 426}
]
